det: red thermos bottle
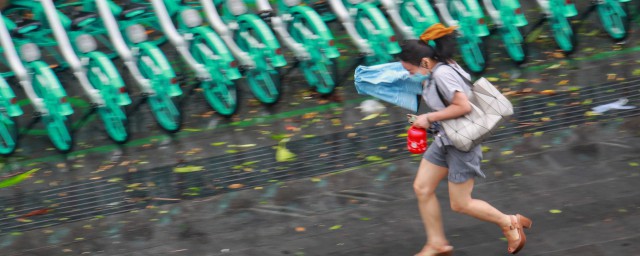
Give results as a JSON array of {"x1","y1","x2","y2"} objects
[{"x1": 407, "y1": 126, "x2": 428, "y2": 154}]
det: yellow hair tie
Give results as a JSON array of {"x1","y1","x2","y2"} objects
[{"x1": 419, "y1": 23, "x2": 458, "y2": 44}]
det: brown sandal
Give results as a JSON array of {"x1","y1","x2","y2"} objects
[
  {"x1": 415, "y1": 244, "x2": 454, "y2": 256},
  {"x1": 502, "y1": 214, "x2": 532, "y2": 254}
]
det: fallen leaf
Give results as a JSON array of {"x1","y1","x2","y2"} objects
[
  {"x1": 295, "y1": 227, "x2": 306, "y2": 232},
  {"x1": 276, "y1": 139, "x2": 297, "y2": 162},
  {"x1": 557, "y1": 80, "x2": 569, "y2": 86},
  {"x1": 487, "y1": 77, "x2": 499, "y2": 82},
  {"x1": 629, "y1": 162, "x2": 639, "y2": 167},
  {"x1": 0, "y1": 168, "x2": 40, "y2": 189},
  {"x1": 362, "y1": 113, "x2": 379, "y2": 121},
  {"x1": 540, "y1": 90, "x2": 556, "y2": 95},
  {"x1": 228, "y1": 184, "x2": 244, "y2": 189},
  {"x1": 501, "y1": 150, "x2": 514, "y2": 156},
  {"x1": 211, "y1": 142, "x2": 227, "y2": 146},
  {"x1": 228, "y1": 144, "x2": 257, "y2": 148},
  {"x1": 329, "y1": 225, "x2": 342, "y2": 230},
  {"x1": 173, "y1": 165, "x2": 204, "y2": 173},
  {"x1": 549, "y1": 209, "x2": 562, "y2": 214},
  {"x1": 365, "y1": 156, "x2": 383, "y2": 162},
  {"x1": 21, "y1": 208, "x2": 50, "y2": 218}
]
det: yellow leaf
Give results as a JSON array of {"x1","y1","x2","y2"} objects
[
  {"x1": 329, "y1": 225, "x2": 342, "y2": 230},
  {"x1": 557, "y1": 80, "x2": 569, "y2": 86},
  {"x1": 487, "y1": 77, "x2": 499, "y2": 82},
  {"x1": 501, "y1": 150, "x2": 514, "y2": 156},
  {"x1": 549, "y1": 209, "x2": 562, "y2": 214},
  {"x1": 173, "y1": 165, "x2": 204, "y2": 173},
  {"x1": 275, "y1": 139, "x2": 297, "y2": 162},
  {"x1": 228, "y1": 184, "x2": 244, "y2": 189},
  {"x1": 362, "y1": 113, "x2": 380, "y2": 121}
]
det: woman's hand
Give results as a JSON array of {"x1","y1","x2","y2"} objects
[{"x1": 412, "y1": 114, "x2": 431, "y2": 129}]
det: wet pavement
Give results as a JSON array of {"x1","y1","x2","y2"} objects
[{"x1": 1, "y1": 1, "x2": 640, "y2": 255}]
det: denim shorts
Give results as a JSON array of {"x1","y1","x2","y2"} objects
[{"x1": 423, "y1": 136, "x2": 486, "y2": 183}]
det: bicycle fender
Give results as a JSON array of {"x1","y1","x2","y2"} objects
[
  {"x1": 0, "y1": 77, "x2": 23, "y2": 117},
  {"x1": 138, "y1": 42, "x2": 182, "y2": 97},
  {"x1": 289, "y1": 5, "x2": 340, "y2": 58},
  {"x1": 236, "y1": 14, "x2": 287, "y2": 67},
  {"x1": 84, "y1": 51, "x2": 132, "y2": 106},
  {"x1": 31, "y1": 61, "x2": 74, "y2": 116}
]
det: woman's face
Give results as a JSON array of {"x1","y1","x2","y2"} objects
[{"x1": 401, "y1": 60, "x2": 428, "y2": 75}]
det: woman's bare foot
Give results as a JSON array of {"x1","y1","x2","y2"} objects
[{"x1": 414, "y1": 244, "x2": 454, "y2": 256}]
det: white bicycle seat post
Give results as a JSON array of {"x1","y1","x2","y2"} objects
[
  {"x1": 199, "y1": 0, "x2": 254, "y2": 67},
  {"x1": 434, "y1": 0, "x2": 458, "y2": 27},
  {"x1": 0, "y1": 15, "x2": 46, "y2": 113},
  {"x1": 379, "y1": 0, "x2": 414, "y2": 39},
  {"x1": 95, "y1": 0, "x2": 153, "y2": 93},
  {"x1": 41, "y1": 0, "x2": 104, "y2": 106},
  {"x1": 150, "y1": 0, "x2": 209, "y2": 80},
  {"x1": 328, "y1": 0, "x2": 372, "y2": 55},
  {"x1": 482, "y1": 0, "x2": 501, "y2": 26}
]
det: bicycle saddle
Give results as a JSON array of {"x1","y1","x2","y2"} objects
[
  {"x1": 11, "y1": 18, "x2": 40, "y2": 36},
  {"x1": 69, "y1": 10, "x2": 98, "y2": 30},
  {"x1": 119, "y1": 3, "x2": 147, "y2": 20}
]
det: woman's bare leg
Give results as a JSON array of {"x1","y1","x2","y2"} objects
[
  {"x1": 448, "y1": 179, "x2": 518, "y2": 240},
  {"x1": 413, "y1": 159, "x2": 451, "y2": 253}
]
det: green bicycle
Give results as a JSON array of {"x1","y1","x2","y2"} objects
[
  {"x1": 81, "y1": 0, "x2": 183, "y2": 132},
  {"x1": 483, "y1": 0, "x2": 528, "y2": 64},
  {"x1": 200, "y1": 0, "x2": 286, "y2": 105},
  {"x1": 328, "y1": 0, "x2": 401, "y2": 65},
  {"x1": 259, "y1": 0, "x2": 340, "y2": 95},
  {"x1": 7, "y1": 0, "x2": 132, "y2": 144},
  {"x1": 580, "y1": 0, "x2": 631, "y2": 41},
  {"x1": 433, "y1": 0, "x2": 490, "y2": 73},
  {"x1": 528, "y1": 0, "x2": 578, "y2": 54},
  {"x1": 144, "y1": 0, "x2": 243, "y2": 116},
  {"x1": 398, "y1": 0, "x2": 441, "y2": 39},
  {"x1": 0, "y1": 75, "x2": 22, "y2": 155},
  {"x1": 0, "y1": 13, "x2": 74, "y2": 153}
]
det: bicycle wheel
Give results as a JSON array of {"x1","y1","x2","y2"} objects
[
  {"x1": 191, "y1": 40, "x2": 239, "y2": 117},
  {"x1": 458, "y1": 36, "x2": 487, "y2": 74},
  {"x1": 501, "y1": 26, "x2": 527, "y2": 65},
  {"x1": 246, "y1": 68, "x2": 281, "y2": 105},
  {"x1": 86, "y1": 57, "x2": 129, "y2": 143},
  {"x1": 303, "y1": 60, "x2": 336, "y2": 96},
  {"x1": 0, "y1": 113, "x2": 18, "y2": 155},
  {"x1": 551, "y1": 15, "x2": 577, "y2": 54},
  {"x1": 32, "y1": 67, "x2": 74, "y2": 153},
  {"x1": 598, "y1": 2, "x2": 630, "y2": 41},
  {"x1": 137, "y1": 53, "x2": 182, "y2": 133}
]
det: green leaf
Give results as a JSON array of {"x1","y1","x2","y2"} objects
[
  {"x1": 360, "y1": 217, "x2": 371, "y2": 221},
  {"x1": 211, "y1": 142, "x2": 227, "y2": 146},
  {"x1": 487, "y1": 77, "x2": 499, "y2": 82},
  {"x1": 549, "y1": 209, "x2": 562, "y2": 214},
  {"x1": 329, "y1": 225, "x2": 342, "y2": 230},
  {"x1": 365, "y1": 156, "x2": 383, "y2": 162},
  {"x1": 629, "y1": 162, "x2": 639, "y2": 167},
  {"x1": 0, "y1": 168, "x2": 40, "y2": 189},
  {"x1": 173, "y1": 165, "x2": 204, "y2": 173}
]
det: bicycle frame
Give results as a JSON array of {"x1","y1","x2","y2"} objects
[
  {"x1": 328, "y1": 0, "x2": 400, "y2": 65},
  {"x1": 434, "y1": 0, "x2": 489, "y2": 73},
  {"x1": 483, "y1": 0, "x2": 528, "y2": 64},
  {"x1": 535, "y1": 0, "x2": 578, "y2": 53},
  {"x1": 260, "y1": 0, "x2": 339, "y2": 95},
  {"x1": 0, "y1": 13, "x2": 74, "y2": 152}
]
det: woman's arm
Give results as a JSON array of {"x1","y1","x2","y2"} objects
[{"x1": 413, "y1": 91, "x2": 471, "y2": 128}]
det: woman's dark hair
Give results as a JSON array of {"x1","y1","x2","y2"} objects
[
  {"x1": 398, "y1": 33, "x2": 458, "y2": 65},
  {"x1": 432, "y1": 33, "x2": 457, "y2": 62}
]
